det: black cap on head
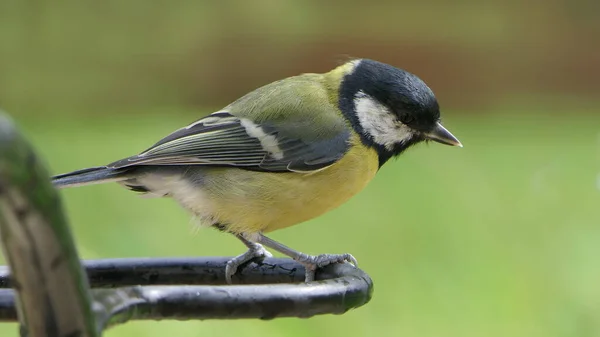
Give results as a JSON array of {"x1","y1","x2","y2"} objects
[
  {"x1": 344, "y1": 59, "x2": 440, "y2": 131},
  {"x1": 338, "y1": 59, "x2": 459, "y2": 166}
]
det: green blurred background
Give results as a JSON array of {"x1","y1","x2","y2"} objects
[{"x1": 2, "y1": 1, "x2": 600, "y2": 336}]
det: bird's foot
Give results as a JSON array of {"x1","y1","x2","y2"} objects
[
  {"x1": 225, "y1": 242, "x2": 273, "y2": 284},
  {"x1": 295, "y1": 253, "x2": 358, "y2": 282}
]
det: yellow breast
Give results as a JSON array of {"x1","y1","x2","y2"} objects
[{"x1": 196, "y1": 135, "x2": 380, "y2": 234}]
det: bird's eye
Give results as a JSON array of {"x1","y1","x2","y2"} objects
[{"x1": 400, "y1": 114, "x2": 414, "y2": 125}]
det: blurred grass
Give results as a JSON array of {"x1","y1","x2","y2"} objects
[
  {"x1": 0, "y1": 108, "x2": 599, "y2": 336},
  {"x1": 2, "y1": 1, "x2": 599, "y2": 113}
]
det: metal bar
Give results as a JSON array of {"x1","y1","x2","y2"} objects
[{"x1": 0, "y1": 258, "x2": 373, "y2": 322}]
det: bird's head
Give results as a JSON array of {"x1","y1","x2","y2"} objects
[{"x1": 338, "y1": 59, "x2": 462, "y2": 166}]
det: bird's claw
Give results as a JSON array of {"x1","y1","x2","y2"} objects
[
  {"x1": 296, "y1": 253, "x2": 358, "y2": 282},
  {"x1": 225, "y1": 244, "x2": 273, "y2": 284}
]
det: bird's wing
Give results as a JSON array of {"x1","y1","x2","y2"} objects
[{"x1": 108, "y1": 78, "x2": 351, "y2": 173}]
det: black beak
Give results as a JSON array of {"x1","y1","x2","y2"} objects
[{"x1": 425, "y1": 122, "x2": 462, "y2": 147}]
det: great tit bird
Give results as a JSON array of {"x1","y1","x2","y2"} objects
[{"x1": 53, "y1": 59, "x2": 462, "y2": 283}]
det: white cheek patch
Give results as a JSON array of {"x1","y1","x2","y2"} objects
[
  {"x1": 354, "y1": 91, "x2": 414, "y2": 150},
  {"x1": 240, "y1": 118, "x2": 284, "y2": 160}
]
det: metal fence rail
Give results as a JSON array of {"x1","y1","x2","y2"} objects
[{"x1": 0, "y1": 258, "x2": 373, "y2": 322}]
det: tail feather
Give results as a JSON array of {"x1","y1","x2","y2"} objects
[{"x1": 52, "y1": 166, "x2": 129, "y2": 188}]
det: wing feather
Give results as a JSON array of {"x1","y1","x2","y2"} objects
[{"x1": 107, "y1": 111, "x2": 350, "y2": 173}]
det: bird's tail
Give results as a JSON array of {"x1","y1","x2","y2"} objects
[{"x1": 52, "y1": 166, "x2": 130, "y2": 189}]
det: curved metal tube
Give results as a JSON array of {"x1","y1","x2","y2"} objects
[{"x1": 0, "y1": 257, "x2": 373, "y2": 323}]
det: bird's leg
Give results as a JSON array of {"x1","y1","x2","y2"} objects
[
  {"x1": 257, "y1": 233, "x2": 358, "y2": 282},
  {"x1": 225, "y1": 233, "x2": 273, "y2": 284}
]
